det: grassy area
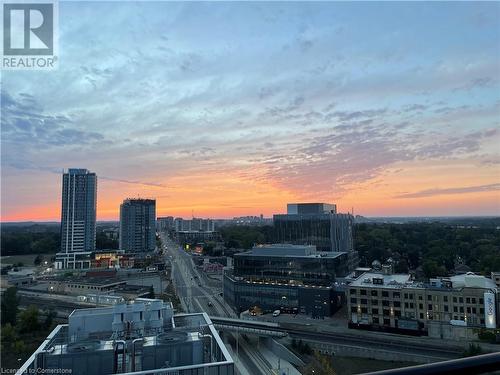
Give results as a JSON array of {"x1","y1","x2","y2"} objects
[
  {"x1": 331, "y1": 356, "x2": 417, "y2": 374},
  {"x1": 1, "y1": 253, "x2": 54, "y2": 267}
]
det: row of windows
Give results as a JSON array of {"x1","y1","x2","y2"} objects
[
  {"x1": 351, "y1": 299, "x2": 485, "y2": 315},
  {"x1": 350, "y1": 289, "x2": 484, "y2": 305}
]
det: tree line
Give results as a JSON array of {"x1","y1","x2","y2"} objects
[
  {"x1": 1, "y1": 226, "x2": 119, "y2": 255},
  {"x1": 218, "y1": 222, "x2": 500, "y2": 277}
]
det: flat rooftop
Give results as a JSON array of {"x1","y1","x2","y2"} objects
[
  {"x1": 350, "y1": 273, "x2": 412, "y2": 289},
  {"x1": 236, "y1": 244, "x2": 346, "y2": 259},
  {"x1": 16, "y1": 301, "x2": 233, "y2": 375},
  {"x1": 350, "y1": 272, "x2": 497, "y2": 291}
]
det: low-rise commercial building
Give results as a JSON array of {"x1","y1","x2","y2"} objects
[
  {"x1": 224, "y1": 244, "x2": 349, "y2": 317},
  {"x1": 47, "y1": 277, "x2": 127, "y2": 295},
  {"x1": 348, "y1": 271, "x2": 498, "y2": 337},
  {"x1": 17, "y1": 299, "x2": 234, "y2": 375}
]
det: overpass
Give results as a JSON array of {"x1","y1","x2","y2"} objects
[{"x1": 211, "y1": 316, "x2": 288, "y2": 337}]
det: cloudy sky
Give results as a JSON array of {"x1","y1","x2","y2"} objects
[{"x1": 2, "y1": 1, "x2": 500, "y2": 221}]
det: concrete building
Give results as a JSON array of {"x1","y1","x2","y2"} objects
[
  {"x1": 157, "y1": 216, "x2": 174, "y2": 231},
  {"x1": 224, "y1": 244, "x2": 349, "y2": 317},
  {"x1": 120, "y1": 199, "x2": 156, "y2": 252},
  {"x1": 174, "y1": 217, "x2": 215, "y2": 232},
  {"x1": 56, "y1": 168, "x2": 97, "y2": 269},
  {"x1": 273, "y1": 202, "x2": 358, "y2": 271},
  {"x1": 17, "y1": 299, "x2": 234, "y2": 375},
  {"x1": 348, "y1": 271, "x2": 499, "y2": 338}
]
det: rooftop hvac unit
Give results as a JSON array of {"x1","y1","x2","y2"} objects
[
  {"x1": 157, "y1": 331, "x2": 189, "y2": 344},
  {"x1": 66, "y1": 340, "x2": 101, "y2": 353}
]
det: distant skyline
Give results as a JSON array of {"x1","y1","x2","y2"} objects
[{"x1": 2, "y1": 2, "x2": 500, "y2": 221}]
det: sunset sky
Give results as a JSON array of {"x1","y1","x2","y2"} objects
[{"x1": 2, "y1": 1, "x2": 500, "y2": 221}]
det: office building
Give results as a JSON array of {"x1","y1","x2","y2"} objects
[
  {"x1": 348, "y1": 271, "x2": 499, "y2": 339},
  {"x1": 55, "y1": 168, "x2": 97, "y2": 269},
  {"x1": 273, "y1": 202, "x2": 358, "y2": 270},
  {"x1": 120, "y1": 199, "x2": 156, "y2": 252},
  {"x1": 224, "y1": 244, "x2": 349, "y2": 317},
  {"x1": 17, "y1": 299, "x2": 234, "y2": 375}
]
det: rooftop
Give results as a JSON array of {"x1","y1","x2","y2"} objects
[
  {"x1": 350, "y1": 271, "x2": 498, "y2": 291},
  {"x1": 17, "y1": 299, "x2": 233, "y2": 375},
  {"x1": 237, "y1": 244, "x2": 346, "y2": 259},
  {"x1": 350, "y1": 272, "x2": 412, "y2": 289}
]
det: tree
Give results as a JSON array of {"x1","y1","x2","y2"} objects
[
  {"x1": 18, "y1": 305, "x2": 40, "y2": 333},
  {"x1": 34, "y1": 254, "x2": 43, "y2": 266},
  {"x1": 1, "y1": 323, "x2": 17, "y2": 350},
  {"x1": 44, "y1": 310, "x2": 57, "y2": 329},
  {"x1": 1, "y1": 287, "x2": 19, "y2": 326}
]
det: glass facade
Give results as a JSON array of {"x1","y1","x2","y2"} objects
[
  {"x1": 233, "y1": 252, "x2": 348, "y2": 285},
  {"x1": 224, "y1": 245, "x2": 348, "y2": 317}
]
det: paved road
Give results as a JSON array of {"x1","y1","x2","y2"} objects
[
  {"x1": 161, "y1": 233, "x2": 234, "y2": 317},
  {"x1": 160, "y1": 232, "x2": 270, "y2": 375}
]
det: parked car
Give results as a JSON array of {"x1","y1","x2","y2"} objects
[{"x1": 272, "y1": 310, "x2": 281, "y2": 317}]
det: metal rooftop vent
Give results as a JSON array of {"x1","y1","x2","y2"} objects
[
  {"x1": 157, "y1": 331, "x2": 189, "y2": 344},
  {"x1": 67, "y1": 340, "x2": 101, "y2": 353}
]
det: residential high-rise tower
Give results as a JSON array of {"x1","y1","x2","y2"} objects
[
  {"x1": 120, "y1": 198, "x2": 156, "y2": 252},
  {"x1": 56, "y1": 168, "x2": 97, "y2": 269}
]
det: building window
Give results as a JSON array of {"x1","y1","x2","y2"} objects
[
  {"x1": 372, "y1": 300, "x2": 378, "y2": 305},
  {"x1": 453, "y1": 297, "x2": 457, "y2": 303},
  {"x1": 404, "y1": 293, "x2": 408, "y2": 299},
  {"x1": 373, "y1": 317, "x2": 380, "y2": 325},
  {"x1": 459, "y1": 297, "x2": 463, "y2": 303},
  {"x1": 394, "y1": 301, "x2": 400, "y2": 307},
  {"x1": 480, "y1": 298, "x2": 484, "y2": 304},
  {"x1": 466, "y1": 297, "x2": 471, "y2": 304},
  {"x1": 350, "y1": 289, "x2": 357, "y2": 295},
  {"x1": 428, "y1": 304, "x2": 433, "y2": 311},
  {"x1": 427, "y1": 295, "x2": 432, "y2": 301},
  {"x1": 419, "y1": 303, "x2": 423, "y2": 310},
  {"x1": 361, "y1": 299, "x2": 367, "y2": 305},
  {"x1": 404, "y1": 302, "x2": 409, "y2": 308},
  {"x1": 444, "y1": 305, "x2": 449, "y2": 312},
  {"x1": 351, "y1": 298, "x2": 357, "y2": 304},
  {"x1": 420, "y1": 313, "x2": 424, "y2": 319},
  {"x1": 418, "y1": 295, "x2": 423, "y2": 301},
  {"x1": 472, "y1": 298, "x2": 476, "y2": 304},
  {"x1": 382, "y1": 291, "x2": 389, "y2": 297},
  {"x1": 382, "y1": 300, "x2": 389, "y2": 307},
  {"x1": 384, "y1": 318, "x2": 390, "y2": 326},
  {"x1": 372, "y1": 308, "x2": 379, "y2": 315},
  {"x1": 409, "y1": 293, "x2": 414, "y2": 299},
  {"x1": 360, "y1": 290, "x2": 367, "y2": 296},
  {"x1": 454, "y1": 306, "x2": 458, "y2": 313},
  {"x1": 443, "y1": 296, "x2": 448, "y2": 302},
  {"x1": 371, "y1": 290, "x2": 378, "y2": 297},
  {"x1": 361, "y1": 307, "x2": 368, "y2": 314},
  {"x1": 393, "y1": 292, "x2": 400, "y2": 298}
]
